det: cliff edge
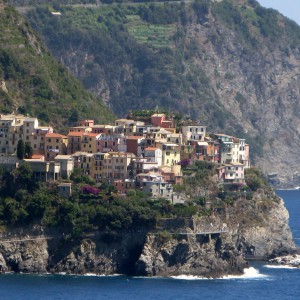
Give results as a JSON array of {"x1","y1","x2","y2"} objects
[{"x1": 0, "y1": 189, "x2": 295, "y2": 277}]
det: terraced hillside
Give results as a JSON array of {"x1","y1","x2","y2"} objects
[{"x1": 0, "y1": 0, "x2": 114, "y2": 130}]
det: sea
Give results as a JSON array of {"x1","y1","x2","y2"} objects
[{"x1": 0, "y1": 190, "x2": 299, "y2": 300}]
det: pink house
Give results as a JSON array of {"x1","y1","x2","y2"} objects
[
  {"x1": 114, "y1": 179, "x2": 135, "y2": 194},
  {"x1": 217, "y1": 162, "x2": 245, "y2": 184},
  {"x1": 151, "y1": 114, "x2": 165, "y2": 127},
  {"x1": 151, "y1": 113, "x2": 174, "y2": 128},
  {"x1": 96, "y1": 135, "x2": 119, "y2": 153}
]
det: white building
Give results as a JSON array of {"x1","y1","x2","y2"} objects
[{"x1": 181, "y1": 125, "x2": 206, "y2": 143}]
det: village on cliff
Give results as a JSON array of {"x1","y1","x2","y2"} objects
[{"x1": 0, "y1": 112, "x2": 250, "y2": 202}]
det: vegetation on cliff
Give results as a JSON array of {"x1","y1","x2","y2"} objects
[
  {"x1": 0, "y1": 0, "x2": 114, "y2": 130},
  {"x1": 0, "y1": 160, "x2": 278, "y2": 240}
]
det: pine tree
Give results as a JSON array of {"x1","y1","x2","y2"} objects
[{"x1": 16, "y1": 140, "x2": 25, "y2": 160}]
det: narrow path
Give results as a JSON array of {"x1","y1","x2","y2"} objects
[{"x1": 0, "y1": 235, "x2": 61, "y2": 243}]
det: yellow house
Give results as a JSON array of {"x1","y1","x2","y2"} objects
[
  {"x1": 161, "y1": 143, "x2": 180, "y2": 167},
  {"x1": 45, "y1": 133, "x2": 68, "y2": 161},
  {"x1": 30, "y1": 126, "x2": 53, "y2": 155},
  {"x1": 92, "y1": 152, "x2": 109, "y2": 183},
  {"x1": 81, "y1": 133, "x2": 100, "y2": 153},
  {"x1": 67, "y1": 132, "x2": 84, "y2": 154}
]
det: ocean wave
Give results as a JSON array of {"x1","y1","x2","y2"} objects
[
  {"x1": 222, "y1": 267, "x2": 268, "y2": 279},
  {"x1": 57, "y1": 272, "x2": 122, "y2": 277},
  {"x1": 264, "y1": 264, "x2": 299, "y2": 269},
  {"x1": 170, "y1": 267, "x2": 268, "y2": 280}
]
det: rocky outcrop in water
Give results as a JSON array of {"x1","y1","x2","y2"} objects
[
  {"x1": 269, "y1": 254, "x2": 300, "y2": 268},
  {"x1": 135, "y1": 232, "x2": 247, "y2": 277}
]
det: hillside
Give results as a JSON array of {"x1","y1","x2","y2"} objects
[
  {"x1": 0, "y1": 0, "x2": 114, "y2": 130},
  {"x1": 8, "y1": 0, "x2": 300, "y2": 183}
]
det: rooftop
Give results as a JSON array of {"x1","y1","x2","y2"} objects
[
  {"x1": 45, "y1": 133, "x2": 67, "y2": 138},
  {"x1": 68, "y1": 132, "x2": 85, "y2": 137}
]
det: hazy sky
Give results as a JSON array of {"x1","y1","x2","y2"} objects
[{"x1": 257, "y1": 0, "x2": 300, "y2": 25}]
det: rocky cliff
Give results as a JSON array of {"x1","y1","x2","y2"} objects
[{"x1": 0, "y1": 191, "x2": 296, "y2": 277}]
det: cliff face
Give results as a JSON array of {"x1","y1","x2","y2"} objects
[
  {"x1": 235, "y1": 197, "x2": 295, "y2": 257},
  {"x1": 0, "y1": 192, "x2": 295, "y2": 277},
  {"x1": 135, "y1": 233, "x2": 246, "y2": 277}
]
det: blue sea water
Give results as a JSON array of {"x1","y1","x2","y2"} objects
[{"x1": 0, "y1": 190, "x2": 300, "y2": 300}]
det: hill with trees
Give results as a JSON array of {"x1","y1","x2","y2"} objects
[{"x1": 0, "y1": 0, "x2": 114, "y2": 130}]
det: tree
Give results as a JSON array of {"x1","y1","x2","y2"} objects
[
  {"x1": 25, "y1": 142, "x2": 33, "y2": 159},
  {"x1": 16, "y1": 140, "x2": 25, "y2": 160},
  {"x1": 14, "y1": 162, "x2": 35, "y2": 192}
]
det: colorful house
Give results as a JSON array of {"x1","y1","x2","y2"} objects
[
  {"x1": 150, "y1": 113, "x2": 174, "y2": 128},
  {"x1": 114, "y1": 179, "x2": 135, "y2": 194},
  {"x1": 67, "y1": 132, "x2": 84, "y2": 154},
  {"x1": 181, "y1": 124, "x2": 206, "y2": 143},
  {"x1": 161, "y1": 143, "x2": 180, "y2": 167},
  {"x1": 144, "y1": 147, "x2": 162, "y2": 166},
  {"x1": 81, "y1": 133, "x2": 100, "y2": 153},
  {"x1": 126, "y1": 136, "x2": 144, "y2": 156},
  {"x1": 217, "y1": 162, "x2": 245, "y2": 184},
  {"x1": 45, "y1": 133, "x2": 68, "y2": 161},
  {"x1": 102, "y1": 152, "x2": 135, "y2": 183},
  {"x1": 72, "y1": 152, "x2": 94, "y2": 177}
]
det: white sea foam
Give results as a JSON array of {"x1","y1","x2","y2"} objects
[
  {"x1": 171, "y1": 267, "x2": 268, "y2": 280},
  {"x1": 57, "y1": 272, "x2": 122, "y2": 277},
  {"x1": 222, "y1": 267, "x2": 268, "y2": 279},
  {"x1": 264, "y1": 264, "x2": 299, "y2": 269},
  {"x1": 83, "y1": 273, "x2": 122, "y2": 277},
  {"x1": 171, "y1": 275, "x2": 210, "y2": 280}
]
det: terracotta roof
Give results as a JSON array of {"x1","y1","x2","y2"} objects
[
  {"x1": 31, "y1": 154, "x2": 44, "y2": 160},
  {"x1": 45, "y1": 133, "x2": 67, "y2": 138},
  {"x1": 145, "y1": 147, "x2": 157, "y2": 151},
  {"x1": 84, "y1": 133, "x2": 100, "y2": 137},
  {"x1": 68, "y1": 132, "x2": 85, "y2": 137}
]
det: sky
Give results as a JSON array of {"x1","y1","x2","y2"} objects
[{"x1": 257, "y1": 0, "x2": 300, "y2": 25}]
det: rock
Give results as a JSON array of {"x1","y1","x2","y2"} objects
[
  {"x1": 135, "y1": 233, "x2": 247, "y2": 278},
  {"x1": 270, "y1": 254, "x2": 300, "y2": 268},
  {"x1": 0, "y1": 253, "x2": 8, "y2": 274},
  {"x1": 0, "y1": 240, "x2": 48, "y2": 273}
]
